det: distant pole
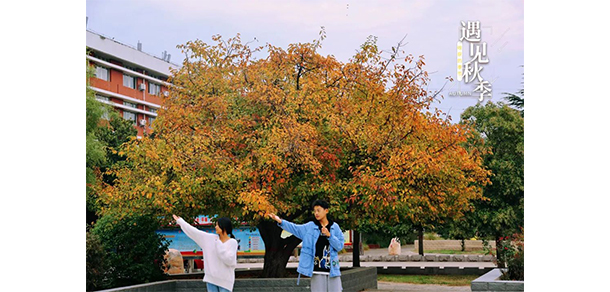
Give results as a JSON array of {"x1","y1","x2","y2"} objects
[{"x1": 353, "y1": 230, "x2": 361, "y2": 267}]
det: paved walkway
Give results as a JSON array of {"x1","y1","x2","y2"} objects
[
  {"x1": 365, "y1": 281, "x2": 471, "y2": 292},
  {"x1": 234, "y1": 247, "x2": 486, "y2": 291},
  {"x1": 235, "y1": 247, "x2": 495, "y2": 270}
]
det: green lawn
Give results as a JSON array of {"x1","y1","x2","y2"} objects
[{"x1": 378, "y1": 274, "x2": 479, "y2": 286}]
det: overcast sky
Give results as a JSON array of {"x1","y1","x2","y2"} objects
[{"x1": 86, "y1": 0, "x2": 524, "y2": 121}]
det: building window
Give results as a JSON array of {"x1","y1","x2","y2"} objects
[
  {"x1": 95, "y1": 65, "x2": 109, "y2": 81},
  {"x1": 95, "y1": 94, "x2": 110, "y2": 102},
  {"x1": 149, "y1": 107, "x2": 158, "y2": 114},
  {"x1": 123, "y1": 74, "x2": 136, "y2": 89},
  {"x1": 123, "y1": 111, "x2": 137, "y2": 125},
  {"x1": 124, "y1": 101, "x2": 137, "y2": 108},
  {"x1": 148, "y1": 82, "x2": 161, "y2": 95}
]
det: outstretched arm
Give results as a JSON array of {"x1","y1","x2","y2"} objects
[
  {"x1": 268, "y1": 213, "x2": 308, "y2": 240},
  {"x1": 173, "y1": 214, "x2": 215, "y2": 248}
]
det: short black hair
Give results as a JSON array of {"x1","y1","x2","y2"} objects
[
  {"x1": 311, "y1": 199, "x2": 329, "y2": 210},
  {"x1": 217, "y1": 217, "x2": 235, "y2": 239}
]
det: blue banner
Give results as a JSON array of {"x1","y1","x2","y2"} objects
[{"x1": 158, "y1": 226, "x2": 266, "y2": 254}]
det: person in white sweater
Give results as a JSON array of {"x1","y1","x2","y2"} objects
[{"x1": 173, "y1": 214, "x2": 238, "y2": 292}]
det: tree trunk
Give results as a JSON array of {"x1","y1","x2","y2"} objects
[
  {"x1": 461, "y1": 239, "x2": 465, "y2": 252},
  {"x1": 418, "y1": 227, "x2": 424, "y2": 256},
  {"x1": 258, "y1": 220, "x2": 302, "y2": 278},
  {"x1": 353, "y1": 230, "x2": 361, "y2": 267}
]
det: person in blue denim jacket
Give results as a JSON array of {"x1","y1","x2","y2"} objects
[{"x1": 269, "y1": 200, "x2": 345, "y2": 292}]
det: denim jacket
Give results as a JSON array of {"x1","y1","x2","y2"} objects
[{"x1": 278, "y1": 219, "x2": 345, "y2": 278}]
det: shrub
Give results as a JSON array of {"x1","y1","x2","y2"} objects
[
  {"x1": 499, "y1": 231, "x2": 524, "y2": 281},
  {"x1": 423, "y1": 232, "x2": 443, "y2": 240},
  {"x1": 361, "y1": 223, "x2": 417, "y2": 248},
  {"x1": 91, "y1": 214, "x2": 170, "y2": 289},
  {"x1": 86, "y1": 227, "x2": 110, "y2": 291}
]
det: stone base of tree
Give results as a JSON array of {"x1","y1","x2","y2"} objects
[
  {"x1": 471, "y1": 268, "x2": 524, "y2": 291},
  {"x1": 95, "y1": 267, "x2": 377, "y2": 292}
]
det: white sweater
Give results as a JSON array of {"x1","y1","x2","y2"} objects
[{"x1": 176, "y1": 218, "x2": 238, "y2": 291}]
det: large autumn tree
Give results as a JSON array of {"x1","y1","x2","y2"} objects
[{"x1": 98, "y1": 32, "x2": 489, "y2": 277}]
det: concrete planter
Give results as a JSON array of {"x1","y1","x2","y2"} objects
[
  {"x1": 471, "y1": 268, "x2": 524, "y2": 291},
  {"x1": 95, "y1": 267, "x2": 377, "y2": 292},
  {"x1": 93, "y1": 281, "x2": 177, "y2": 292}
]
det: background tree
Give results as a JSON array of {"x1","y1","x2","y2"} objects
[
  {"x1": 96, "y1": 117, "x2": 138, "y2": 169},
  {"x1": 436, "y1": 214, "x2": 478, "y2": 251},
  {"x1": 92, "y1": 114, "x2": 138, "y2": 223},
  {"x1": 86, "y1": 61, "x2": 108, "y2": 225},
  {"x1": 91, "y1": 213, "x2": 170, "y2": 289},
  {"x1": 87, "y1": 56, "x2": 154, "y2": 291},
  {"x1": 98, "y1": 33, "x2": 489, "y2": 277},
  {"x1": 360, "y1": 221, "x2": 417, "y2": 247},
  {"x1": 503, "y1": 68, "x2": 524, "y2": 116},
  {"x1": 459, "y1": 101, "x2": 524, "y2": 266},
  {"x1": 86, "y1": 227, "x2": 110, "y2": 291},
  {"x1": 504, "y1": 88, "x2": 524, "y2": 114},
  {"x1": 86, "y1": 58, "x2": 138, "y2": 225}
]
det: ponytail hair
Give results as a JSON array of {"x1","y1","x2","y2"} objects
[{"x1": 217, "y1": 217, "x2": 235, "y2": 239}]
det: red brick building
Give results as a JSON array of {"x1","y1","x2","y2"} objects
[{"x1": 86, "y1": 29, "x2": 180, "y2": 138}]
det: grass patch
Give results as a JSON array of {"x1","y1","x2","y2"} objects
[
  {"x1": 378, "y1": 274, "x2": 478, "y2": 286},
  {"x1": 425, "y1": 249, "x2": 489, "y2": 255}
]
